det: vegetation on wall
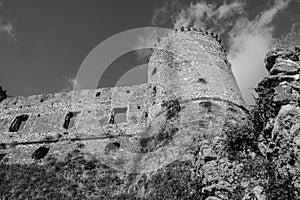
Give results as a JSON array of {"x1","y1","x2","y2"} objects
[{"x1": 0, "y1": 86, "x2": 7, "y2": 103}]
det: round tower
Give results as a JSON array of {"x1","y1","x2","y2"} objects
[
  {"x1": 147, "y1": 28, "x2": 246, "y2": 123},
  {"x1": 135, "y1": 29, "x2": 252, "y2": 198}
]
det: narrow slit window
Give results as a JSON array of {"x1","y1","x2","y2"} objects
[
  {"x1": 110, "y1": 107, "x2": 127, "y2": 124},
  {"x1": 63, "y1": 111, "x2": 81, "y2": 129},
  {"x1": 152, "y1": 67, "x2": 157, "y2": 75},
  {"x1": 153, "y1": 86, "x2": 157, "y2": 94},
  {"x1": 9, "y1": 114, "x2": 29, "y2": 132}
]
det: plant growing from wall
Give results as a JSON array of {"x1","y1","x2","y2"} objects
[{"x1": 0, "y1": 86, "x2": 7, "y2": 103}]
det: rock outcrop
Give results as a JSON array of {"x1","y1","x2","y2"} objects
[{"x1": 252, "y1": 46, "x2": 300, "y2": 199}]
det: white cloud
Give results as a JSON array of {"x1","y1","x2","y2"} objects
[
  {"x1": 173, "y1": 0, "x2": 245, "y2": 34},
  {"x1": 0, "y1": 19, "x2": 15, "y2": 39},
  {"x1": 0, "y1": 2, "x2": 16, "y2": 40},
  {"x1": 259, "y1": 0, "x2": 291, "y2": 27},
  {"x1": 137, "y1": 1, "x2": 245, "y2": 60},
  {"x1": 216, "y1": 1, "x2": 244, "y2": 19},
  {"x1": 229, "y1": 34, "x2": 270, "y2": 104},
  {"x1": 135, "y1": 28, "x2": 166, "y2": 61},
  {"x1": 173, "y1": 2, "x2": 215, "y2": 29},
  {"x1": 227, "y1": 0, "x2": 292, "y2": 104},
  {"x1": 61, "y1": 77, "x2": 81, "y2": 92}
]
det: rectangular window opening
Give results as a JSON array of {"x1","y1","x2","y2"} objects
[
  {"x1": 9, "y1": 114, "x2": 29, "y2": 132},
  {"x1": 110, "y1": 107, "x2": 127, "y2": 124},
  {"x1": 63, "y1": 111, "x2": 81, "y2": 129}
]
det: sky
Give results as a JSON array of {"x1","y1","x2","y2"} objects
[{"x1": 0, "y1": 0, "x2": 299, "y2": 105}]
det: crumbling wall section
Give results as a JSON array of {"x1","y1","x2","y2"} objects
[{"x1": 0, "y1": 84, "x2": 151, "y2": 165}]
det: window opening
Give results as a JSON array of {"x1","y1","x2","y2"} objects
[
  {"x1": 32, "y1": 146, "x2": 50, "y2": 160},
  {"x1": 109, "y1": 107, "x2": 127, "y2": 124},
  {"x1": 63, "y1": 111, "x2": 81, "y2": 129},
  {"x1": 9, "y1": 114, "x2": 29, "y2": 132}
]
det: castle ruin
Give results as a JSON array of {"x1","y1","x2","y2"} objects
[{"x1": 0, "y1": 28, "x2": 252, "y2": 199}]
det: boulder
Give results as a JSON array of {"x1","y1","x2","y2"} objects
[
  {"x1": 272, "y1": 83, "x2": 300, "y2": 106},
  {"x1": 265, "y1": 47, "x2": 299, "y2": 71},
  {"x1": 270, "y1": 59, "x2": 300, "y2": 75},
  {"x1": 273, "y1": 84, "x2": 293, "y2": 105},
  {"x1": 271, "y1": 105, "x2": 300, "y2": 166}
]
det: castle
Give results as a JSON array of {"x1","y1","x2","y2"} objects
[
  {"x1": 0, "y1": 28, "x2": 251, "y2": 198},
  {"x1": 1, "y1": 26, "x2": 300, "y2": 199}
]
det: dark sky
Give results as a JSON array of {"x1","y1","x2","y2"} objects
[
  {"x1": 0, "y1": 0, "x2": 299, "y2": 103},
  {"x1": 0, "y1": 0, "x2": 160, "y2": 96}
]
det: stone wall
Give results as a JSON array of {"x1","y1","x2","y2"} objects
[{"x1": 0, "y1": 84, "x2": 151, "y2": 164}]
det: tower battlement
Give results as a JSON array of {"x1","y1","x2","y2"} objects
[{"x1": 174, "y1": 27, "x2": 225, "y2": 50}]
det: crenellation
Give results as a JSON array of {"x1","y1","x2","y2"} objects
[{"x1": 173, "y1": 27, "x2": 224, "y2": 49}]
